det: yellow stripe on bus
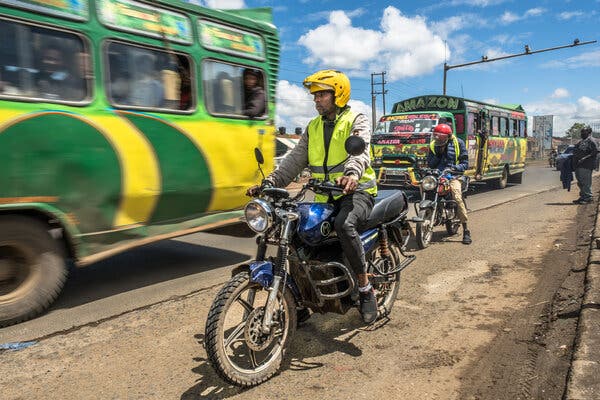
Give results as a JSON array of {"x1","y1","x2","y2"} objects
[
  {"x1": 85, "y1": 114, "x2": 161, "y2": 227},
  {"x1": 0, "y1": 109, "x2": 28, "y2": 130}
]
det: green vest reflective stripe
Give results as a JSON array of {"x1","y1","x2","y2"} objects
[
  {"x1": 429, "y1": 136, "x2": 460, "y2": 164},
  {"x1": 307, "y1": 109, "x2": 377, "y2": 202}
]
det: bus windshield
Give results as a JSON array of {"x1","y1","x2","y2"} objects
[{"x1": 375, "y1": 113, "x2": 439, "y2": 134}]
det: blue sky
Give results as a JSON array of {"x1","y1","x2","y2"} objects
[{"x1": 195, "y1": 0, "x2": 600, "y2": 136}]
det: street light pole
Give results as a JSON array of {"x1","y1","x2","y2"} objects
[{"x1": 442, "y1": 39, "x2": 597, "y2": 95}]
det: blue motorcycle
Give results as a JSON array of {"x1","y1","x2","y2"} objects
[{"x1": 204, "y1": 137, "x2": 416, "y2": 387}]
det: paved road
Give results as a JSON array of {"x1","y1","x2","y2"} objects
[{"x1": 0, "y1": 161, "x2": 563, "y2": 343}]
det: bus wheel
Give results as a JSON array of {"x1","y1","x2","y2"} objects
[
  {"x1": 493, "y1": 166, "x2": 508, "y2": 189},
  {"x1": 508, "y1": 172, "x2": 523, "y2": 184},
  {"x1": 0, "y1": 216, "x2": 67, "y2": 327}
]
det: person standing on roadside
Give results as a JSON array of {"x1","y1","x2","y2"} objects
[{"x1": 572, "y1": 125, "x2": 598, "y2": 204}]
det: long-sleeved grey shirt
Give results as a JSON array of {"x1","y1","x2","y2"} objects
[{"x1": 267, "y1": 107, "x2": 372, "y2": 188}]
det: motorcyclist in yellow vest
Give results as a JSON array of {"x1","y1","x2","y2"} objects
[{"x1": 246, "y1": 70, "x2": 379, "y2": 324}]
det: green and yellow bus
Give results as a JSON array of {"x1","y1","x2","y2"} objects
[
  {"x1": 0, "y1": 0, "x2": 279, "y2": 326},
  {"x1": 372, "y1": 94, "x2": 527, "y2": 191}
]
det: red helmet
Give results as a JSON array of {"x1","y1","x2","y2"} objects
[
  {"x1": 432, "y1": 123, "x2": 452, "y2": 144},
  {"x1": 433, "y1": 123, "x2": 452, "y2": 135}
]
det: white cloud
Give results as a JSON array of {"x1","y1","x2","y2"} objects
[
  {"x1": 551, "y1": 88, "x2": 570, "y2": 98},
  {"x1": 542, "y1": 50, "x2": 600, "y2": 69},
  {"x1": 525, "y1": 8, "x2": 545, "y2": 17},
  {"x1": 275, "y1": 80, "x2": 315, "y2": 130},
  {"x1": 557, "y1": 11, "x2": 585, "y2": 20},
  {"x1": 298, "y1": 11, "x2": 381, "y2": 70},
  {"x1": 500, "y1": 11, "x2": 519, "y2": 23},
  {"x1": 298, "y1": 7, "x2": 447, "y2": 80},
  {"x1": 483, "y1": 98, "x2": 499, "y2": 104},
  {"x1": 525, "y1": 96, "x2": 600, "y2": 135},
  {"x1": 275, "y1": 81, "x2": 377, "y2": 132},
  {"x1": 500, "y1": 7, "x2": 546, "y2": 24},
  {"x1": 431, "y1": 15, "x2": 468, "y2": 38}
]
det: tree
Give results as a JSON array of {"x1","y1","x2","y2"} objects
[{"x1": 565, "y1": 123, "x2": 587, "y2": 139}]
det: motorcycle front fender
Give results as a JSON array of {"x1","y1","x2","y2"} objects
[{"x1": 231, "y1": 261, "x2": 302, "y2": 303}]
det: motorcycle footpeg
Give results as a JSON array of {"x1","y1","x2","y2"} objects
[{"x1": 409, "y1": 216, "x2": 424, "y2": 223}]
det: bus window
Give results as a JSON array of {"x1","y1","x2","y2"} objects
[
  {"x1": 519, "y1": 120, "x2": 527, "y2": 137},
  {"x1": 510, "y1": 119, "x2": 519, "y2": 137},
  {"x1": 105, "y1": 41, "x2": 193, "y2": 111},
  {"x1": 467, "y1": 112, "x2": 477, "y2": 135},
  {"x1": 454, "y1": 114, "x2": 464, "y2": 135},
  {"x1": 499, "y1": 117, "x2": 508, "y2": 137},
  {"x1": 203, "y1": 60, "x2": 267, "y2": 118},
  {"x1": 0, "y1": 18, "x2": 89, "y2": 102},
  {"x1": 492, "y1": 116, "x2": 499, "y2": 135}
]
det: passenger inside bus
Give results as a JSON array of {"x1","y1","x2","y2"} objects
[
  {"x1": 36, "y1": 40, "x2": 85, "y2": 101},
  {"x1": 242, "y1": 68, "x2": 265, "y2": 118},
  {"x1": 129, "y1": 53, "x2": 164, "y2": 108}
]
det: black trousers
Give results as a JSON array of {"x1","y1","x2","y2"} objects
[{"x1": 333, "y1": 191, "x2": 375, "y2": 278}]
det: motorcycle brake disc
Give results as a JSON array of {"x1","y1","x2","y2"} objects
[{"x1": 244, "y1": 307, "x2": 276, "y2": 352}]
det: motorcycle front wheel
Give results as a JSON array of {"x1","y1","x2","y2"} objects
[
  {"x1": 415, "y1": 209, "x2": 434, "y2": 249},
  {"x1": 204, "y1": 272, "x2": 297, "y2": 387}
]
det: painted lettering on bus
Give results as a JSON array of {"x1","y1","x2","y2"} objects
[{"x1": 394, "y1": 96, "x2": 461, "y2": 112}]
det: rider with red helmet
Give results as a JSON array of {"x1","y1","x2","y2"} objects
[{"x1": 427, "y1": 123, "x2": 472, "y2": 244}]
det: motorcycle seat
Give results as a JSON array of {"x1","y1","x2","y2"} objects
[{"x1": 363, "y1": 190, "x2": 408, "y2": 230}]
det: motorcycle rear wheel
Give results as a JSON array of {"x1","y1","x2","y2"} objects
[
  {"x1": 204, "y1": 272, "x2": 297, "y2": 387},
  {"x1": 415, "y1": 209, "x2": 433, "y2": 249}
]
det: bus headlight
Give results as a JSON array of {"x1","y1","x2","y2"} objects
[
  {"x1": 421, "y1": 176, "x2": 438, "y2": 191},
  {"x1": 244, "y1": 199, "x2": 273, "y2": 233}
]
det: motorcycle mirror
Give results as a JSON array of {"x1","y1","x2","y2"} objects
[
  {"x1": 345, "y1": 135, "x2": 366, "y2": 156},
  {"x1": 254, "y1": 147, "x2": 264, "y2": 165}
]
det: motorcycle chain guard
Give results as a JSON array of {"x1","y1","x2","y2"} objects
[{"x1": 301, "y1": 261, "x2": 356, "y2": 307}]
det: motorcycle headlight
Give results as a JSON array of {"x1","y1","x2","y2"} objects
[
  {"x1": 244, "y1": 199, "x2": 273, "y2": 233},
  {"x1": 421, "y1": 175, "x2": 438, "y2": 191}
]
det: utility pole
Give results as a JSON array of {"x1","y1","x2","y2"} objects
[
  {"x1": 370, "y1": 71, "x2": 387, "y2": 132},
  {"x1": 443, "y1": 38, "x2": 597, "y2": 95}
]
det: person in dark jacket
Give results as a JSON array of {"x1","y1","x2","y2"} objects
[
  {"x1": 559, "y1": 153, "x2": 574, "y2": 191},
  {"x1": 427, "y1": 123, "x2": 472, "y2": 244},
  {"x1": 572, "y1": 126, "x2": 598, "y2": 204},
  {"x1": 242, "y1": 68, "x2": 266, "y2": 118}
]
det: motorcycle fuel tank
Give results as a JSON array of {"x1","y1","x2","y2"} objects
[{"x1": 296, "y1": 202, "x2": 336, "y2": 246}]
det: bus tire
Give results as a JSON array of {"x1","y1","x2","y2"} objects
[
  {"x1": 492, "y1": 166, "x2": 508, "y2": 189},
  {"x1": 508, "y1": 172, "x2": 523, "y2": 184},
  {"x1": 0, "y1": 216, "x2": 67, "y2": 327}
]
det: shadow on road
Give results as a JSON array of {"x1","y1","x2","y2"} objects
[
  {"x1": 50, "y1": 239, "x2": 251, "y2": 312},
  {"x1": 183, "y1": 313, "x2": 367, "y2": 398}
]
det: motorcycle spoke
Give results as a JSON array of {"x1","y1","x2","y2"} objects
[
  {"x1": 247, "y1": 348, "x2": 259, "y2": 368},
  {"x1": 236, "y1": 293, "x2": 255, "y2": 314},
  {"x1": 224, "y1": 321, "x2": 246, "y2": 348}
]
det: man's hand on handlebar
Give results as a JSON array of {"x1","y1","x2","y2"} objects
[
  {"x1": 336, "y1": 174, "x2": 359, "y2": 195},
  {"x1": 246, "y1": 179, "x2": 273, "y2": 197}
]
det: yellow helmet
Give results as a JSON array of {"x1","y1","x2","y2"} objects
[{"x1": 303, "y1": 69, "x2": 351, "y2": 108}]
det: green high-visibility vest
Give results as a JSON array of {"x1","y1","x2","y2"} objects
[{"x1": 307, "y1": 109, "x2": 377, "y2": 202}]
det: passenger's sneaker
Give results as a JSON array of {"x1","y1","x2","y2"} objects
[
  {"x1": 581, "y1": 198, "x2": 594, "y2": 204},
  {"x1": 462, "y1": 229, "x2": 472, "y2": 245},
  {"x1": 573, "y1": 198, "x2": 583, "y2": 204},
  {"x1": 359, "y1": 289, "x2": 378, "y2": 324}
]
